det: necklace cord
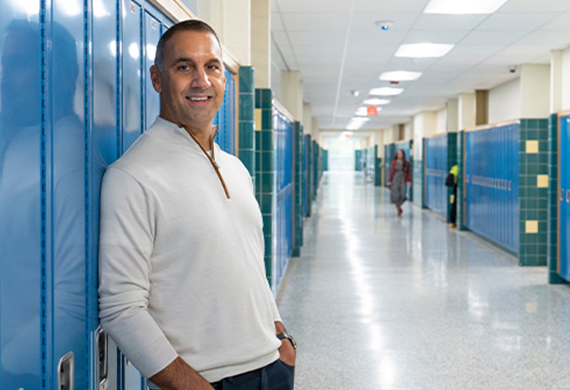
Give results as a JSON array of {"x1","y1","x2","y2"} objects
[{"x1": 187, "y1": 126, "x2": 230, "y2": 199}]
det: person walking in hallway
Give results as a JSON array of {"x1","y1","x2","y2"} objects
[
  {"x1": 446, "y1": 164, "x2": 458, "y2": 228},
  {"x1": 98, "y1": 20, "x2": 296, "y2": 390},
  {"x1": 388, "y1": 149, "x2": 412, "y2": 217}
]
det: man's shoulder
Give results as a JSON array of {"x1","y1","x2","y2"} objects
[{"x1": 109, "y1": 120, "x2": 175, "y2": 171}]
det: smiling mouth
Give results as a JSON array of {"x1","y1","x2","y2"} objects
[{"x1": 187, "y1": 96, "x2": 211, "y2": 102}]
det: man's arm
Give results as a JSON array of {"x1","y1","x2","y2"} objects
[
  {"x1": 99, "y1": 168, "x2": 179, "y2": 378},
  {"x1": 149, "y1": 357, "x2": 214, "y2": 390},
  {"x1": 275, "y1": 321, "x2": 296, "y2": 366}
]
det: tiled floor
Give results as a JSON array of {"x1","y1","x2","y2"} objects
[{"x1": 277, "y1": 171, "x2": 570, "y2": 390}]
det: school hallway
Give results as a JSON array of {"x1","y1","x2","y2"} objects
[{"x1": 277, "y1": 171, "x2": 570, "y2": 390}]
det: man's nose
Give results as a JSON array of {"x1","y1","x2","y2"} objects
[{"x1": 191, "y1": 68, "x2": 211, "y2": 89}]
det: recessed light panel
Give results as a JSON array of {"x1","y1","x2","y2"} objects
[
  {"x1": 424, "y1": 0, "x2": 509, "y2": 14},
  {"x1": 369, "y1": 87, "x2": 403, "y2": 96},
  {"x1": 347, "y1": 117, "x2": 369, "y2": 130},
  {"x1": 363, "y1": 98, "x2": 391, "y2": 105},
  {"x1": 395, "y1": 43, "x2": 454, "y2": 58},
  {"x1": 380, "y1": 71, "x2": 422, "y2": 81}
]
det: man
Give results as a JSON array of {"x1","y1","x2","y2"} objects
[{"x1": 98, "y1": 20, "x2": 296, "y2": 390}]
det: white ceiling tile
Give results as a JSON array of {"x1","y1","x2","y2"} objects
[
  {"x1": 460, "y1": 30, "x2": 528, "y2": 45},
  {"x1": 348, "y1": 30, "x2": 408, "y2": 48},
  {"x1": 274, "y1": 0, "x2": 344, "y2": 13},
  {"x1": 496, "y1": 44, "x2": 549, "y2": 58},
  {"x1": 280, "y1": 12, "x2": 349, "y2": 32},
  {"x1": 403, "y1": 30, "x2": 470, "y2": 44},
  {"x1": 530, "y1": 53, "x2": 552, "y2": 64},
  {"x1": 351, "y1": 12, "x2": 419, "y2": 32},
  {"x1": 355, "y1": 0, "x2": 431, "y2": 13},
  {"x1": 413, "y1": 14, "x2": 488, "y2": 31},
  {"x1": 499, "y1": 0, "x2": 570, "y2": 13},
  {"x1": 477, "y1": 12, "x2": 559, "y2": 31},
  {"x1": 271, "y1": 12, "x2": 284, "y2": 31},
  {"x1": 293, "y1": 45, "x2": 344, "y2": 57},
  {"x1": 287, "y1": 31, "x2": 347, "y2": 46},
  {"x1": 541, "y1": 11, "x2": 570, "y2": 30},
  {"x1": 271, "y1": 30, "x2": 290, "y2": 47},
  {"x1": 518, "y1": 30, "x2": 570, "y2": 50}
]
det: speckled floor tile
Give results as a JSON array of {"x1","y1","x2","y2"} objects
[{"x1": 277, "y1": 172, "x2": 570, "y2": 390}]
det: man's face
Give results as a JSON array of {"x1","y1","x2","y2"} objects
[{"x1": 151, "y1": 30, "x2": 225, "y2": 132}]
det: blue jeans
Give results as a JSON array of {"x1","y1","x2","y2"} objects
[{"x1": 210, "y1": 360, "x2": 294, "y2": 390}]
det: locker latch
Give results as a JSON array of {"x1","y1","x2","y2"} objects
[
  {"x1": 96, "y1": 326, "x2": 109, "y2": 390},
  {"x1": 57, "y1": 351, "x2": 74, "y2": 390}
]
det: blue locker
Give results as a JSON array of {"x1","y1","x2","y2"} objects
[
  {"x1": 145, "y1": 12, "x2": 161, "y2": 128},
  {"x1": 424, "y1": 135, "x2": 447, "y2": 217},
  {"x1": 122, "y1": 0, "x2": 143, "y2": 153},
  {"x1": 465, "y1": 123, "x2": 519, "y2": 253},
  {"x1": 384, "y1": 144, "x2": 394, "y2": 186},
  {"x1": 213, "y1": 69, "x2": 236, "y2": 154},
  {"x1": 302, "y1": 135, "x2": 309, "y2": 217},
  {"x1": 50, "y1": 1, "x2": 88, "y2": 389},
  {"x1": 0, "y1": 10, "x2": 43, "y2": 390},
  {"x1": 92, "y1": 0, "x2": 120, "y2": 388},
  {"x1": 273, "y1": 109, "x2": 294, "y2": 292},
  {"x1": 558, "y1": 116, "x2": 570, "y2": 281}
]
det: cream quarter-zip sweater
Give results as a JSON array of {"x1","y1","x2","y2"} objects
[{"x1": 98, "y1": 117, "x2": 281, "y2": 385}]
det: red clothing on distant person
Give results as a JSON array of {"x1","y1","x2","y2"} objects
[{"x1": 389, "y1": 159, "x2": 411, "y2": 183}]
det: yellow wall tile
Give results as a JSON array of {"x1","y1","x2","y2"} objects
[
  {"x1": 536, "y1": 175, "x2": 548, "y2": 188},
  {"x1": 526, "y1": 220, "x2": 538, "y2": 234},
  {"x1": 526, "y1": 140, "x2": 539, "y2": 154},
  {"x1": 255, "y1": 109, "x2": 262, "y2": 131}
]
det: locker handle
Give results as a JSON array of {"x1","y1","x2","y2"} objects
[
  {"x1": 567, "y1": 190, "x2": 570, "y2": 203},
  {"x1": 96, "y1": 327, "x2": 108, "y2": 390},
  {"x1": 57, "y1": 352, "x2": 74, "y2": 390},
  {"x1": 508, "y1": 181, "x2": 512, "y2": 191},
  {"x1": 561, "y1": 189, "x2": 565, "y2": 202}
]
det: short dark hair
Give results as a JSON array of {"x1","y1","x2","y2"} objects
[{"x1": 154, "y1": 19, "x2": 223, "y2": 70}]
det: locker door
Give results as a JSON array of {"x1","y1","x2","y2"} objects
[
  {"x1": 424, "y1": 139, "x2": 429, "y2": 210},
  {"x1": 561, "y1": 116, "x2": 570, "y2": 280},
  {"x1": 558, "y1": 117, "x2": 566, "y2": 279},
  {"x1": 121, "y1": 1, "x2": 146, "y2": 389},
  {"x1": 0, "y1": 7, "x2": 43, "y2": 390},
  {"x1": 463, "y1": 132, "x2": 469, "y2": 228},
  {"x1": 144, "y1": 12, "x2": 161, "y2": 128},
  {"x1": 50, "y1": 1, "x2": 88, "y2": 388},
  {"x1": 92, "y1": 1, "x2": 120, "y2": 388},
  {"x1": 512, "y1": 123, "x2": 520, "y2": 251},
  {"x1": 492, "y1": 129, "x2": 495, "y2": 240},
  {"x1": 122, "y1": 0, "x2": 143, "y2": 153}
]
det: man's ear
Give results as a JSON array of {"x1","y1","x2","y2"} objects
[{"x1": 150, "y1": 65, "x2": 162, "y2": 93}]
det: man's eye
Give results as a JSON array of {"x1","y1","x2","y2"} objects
[
  {"x1": 208, "y1": 65, "x2": 220, "y2": 71},
  {"x1": 178, "y1": 65, "x2": 190, "y2": 71}
]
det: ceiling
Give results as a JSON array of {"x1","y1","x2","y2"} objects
[{"x1": 271, "y1": 0, "x2": 570, "y2": 132}]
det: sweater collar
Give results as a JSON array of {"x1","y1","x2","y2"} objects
[{"x1": 153, "y1": 116, "x2": 220, "y2": 154}]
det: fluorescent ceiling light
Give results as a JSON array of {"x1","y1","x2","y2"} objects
[
  {"x1": 380, "y1": 71, "x2": 422, "y2": 81},
  {"x1": 363, "y1": 98, "x2": 391, "y2": 105},
  {"x1": 351, "y1": 113, "x2": 371, "y2": 121},
  {"x1": 347, "y1": 117, "x2": 369, "y2": 130},
  {"x1": 355, "y1": 107, "x2": 368, "y2": 116},
  {"x1": 424, "y1": 0, "x2": 509, "y2": 14},
  {"x1": 369, "y1": 87, "x2": 403, "y2": 96},
  {"x1": 395, "y1": 43, "x2": 454, "y2": 58}
]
